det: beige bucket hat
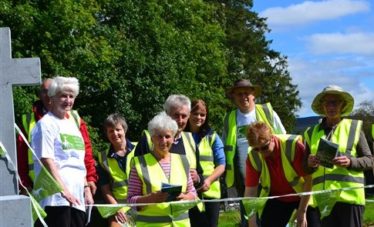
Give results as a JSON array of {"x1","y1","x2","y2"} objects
[
  {"x1": 225, "y1": 79, "x2": 262, "y2": 99},
  {"x1": 311, "y1": 85, "x2": 354, "y2": 116}
]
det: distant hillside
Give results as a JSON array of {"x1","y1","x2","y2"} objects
[{"x1": 293, "y1": 116, "x2": 321, "y2": 134}]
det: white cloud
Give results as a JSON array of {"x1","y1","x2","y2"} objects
[
  {"x1": 308, "y1": 32, "x2": 374, "y2": 55},
  {"x1": 288, "y1": 57, "x2": 374, "y2": 117},
  {"x1": 261, "y1": 0, "x2": 370, "y2": 27}
]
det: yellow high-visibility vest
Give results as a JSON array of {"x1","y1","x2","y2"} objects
[{"x1": 224, "y1": 103, "x2": 277, "y2": 188}]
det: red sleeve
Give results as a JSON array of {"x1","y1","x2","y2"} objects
[
  {"x1": 16, "y1": 127, "x2": 33, "y2": 189},
  {"x1": 80, "y1": 119, "x2": 98, "y2": 183},
  {"x1": 292, "y1": 140, "x2": 307, "y2": 177},
  {"x1": 245, "y1": 158, "x2": 260, "y2": 187}
]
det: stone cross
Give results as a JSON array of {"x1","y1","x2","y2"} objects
[{"x1": 0, "y1": 27, "x2": 41, "y2": 226}]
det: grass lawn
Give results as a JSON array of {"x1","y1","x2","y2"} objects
[
  {"x1": 218, "y1": 200, "x2": 374, "y2": 227},
  {"x1": 364, "y1": 198, "x2": 374, "y2": 227},
  {"x1": 218, "y1": 210, "x2": 240, "y2": 227}
]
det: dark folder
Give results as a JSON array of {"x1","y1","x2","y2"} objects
[{"x1": 161, "y1": 183, "x2": 182, "y2": 201}]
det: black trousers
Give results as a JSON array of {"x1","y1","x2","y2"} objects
[
  {"x1": 306, "y1": 206, "x2": 322, "y2": 227},
  {"x1": 35, "y1": 206, "x2": 85, "y2": 227},
  {"x1": 321, "y1": 202, "x2": 364, "y2": 227},
  {"x1": 260, "y1": 198, "x2": 299, "y2": 227},
  {"x1": 189, "y1": 200, "x2": 220, "y2": 227},
  {"x1": 234, "y1": 154, "x2": 248, "y2": 227}
]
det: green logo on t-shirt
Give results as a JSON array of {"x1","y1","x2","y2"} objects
[
  {"x1": 237, "y1": 125, "x2": 249, "y2": 139},
  {"x1": 60, "y1": 134, "x2": 84, "y2": 150}
]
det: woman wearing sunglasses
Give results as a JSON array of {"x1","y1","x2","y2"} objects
[{"x1": 244, "y1": 122, "x2": 312, "y2": 227}]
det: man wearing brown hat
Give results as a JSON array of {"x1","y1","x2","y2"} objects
[
  {"x1": 222, "y1": 79, "x2": 286, "y2": 226},
  {"x1": 304, "y1": 85, "x2": 372, "y2": 227}
]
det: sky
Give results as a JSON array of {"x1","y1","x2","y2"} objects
[{"x1": 252, "y1": 0, "x2": 374, "y2": 117}]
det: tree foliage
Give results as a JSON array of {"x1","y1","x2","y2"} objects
[
  {"x1": 206, "y1": 0, "x2": 301, "y2": 130},
  {"x1": 1, "y1": 0, "x2": 301, "y2": 154},
  {"x1": 351, "y1": 100, "x2": 374, "y2": 147}
]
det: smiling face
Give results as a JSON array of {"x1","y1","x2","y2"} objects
[
  {"x1": 169, "y1": 105, "x2": 190, "y2": 133},
  {"x1": 106, "y1": 123, "x2": 126, "y2": 147},
  {"x1": 50, "y1": 90, "x2": 75, "y2": 118},
  {"x1": 232, "y1": 87, "x2": 256, "y2": 113},
  {"x1": 151, "y1": 129, "x2": 174, "y2": 155},
  {"x1": 189, "y1": 103, "x2": 207, "y2": 132}
]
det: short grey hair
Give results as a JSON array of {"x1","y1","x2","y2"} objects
[
  {"x1": 48, "y1": 76, "x2": 79, "y2": 98},
  {"x1": 163, "y1": 94, "x2": 191, "y2": 115},
  {"x1": 103, "y1": 113, "x2": 128, "y2": 134},
  {"x1": 148, "y1": 112, "x2": 178, "y2": 137}
]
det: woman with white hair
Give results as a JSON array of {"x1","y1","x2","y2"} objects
[
  {"x1": 32, "y1": 76, "x2": 92, "y2": 227},
  {"x1": 127, "y1": 112, "x2": 197, "y2": 226}
]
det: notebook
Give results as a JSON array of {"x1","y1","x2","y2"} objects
[{"x1": 316, "y1": 138, "x2": 339, "y2": 168}]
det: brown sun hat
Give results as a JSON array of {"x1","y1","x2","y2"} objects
[
  {"x1": 311, "y1": 85, "x2": 354, "y2": 117},
  {"x1": 225, "y1": 79, "x2": 262, "y2": 99}
]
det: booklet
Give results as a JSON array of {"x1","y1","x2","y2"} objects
[
  {"x1": 316, "y1": 138, "x2": 339, "y2": 168},
  {"x1": 161, "y1": 183, "x2": 182, "y2": 202}
]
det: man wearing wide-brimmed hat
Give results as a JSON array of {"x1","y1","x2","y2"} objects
[
  {"x1": 304, "y1": 85, "x2": 372, "y2": 227},
  {"x1": 222, "y1": 79, "x2": 286, "y2": 226}
]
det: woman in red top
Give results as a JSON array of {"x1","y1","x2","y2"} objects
[{"x1": 244, "y1": 122, "x2": 312, "y2": 227}]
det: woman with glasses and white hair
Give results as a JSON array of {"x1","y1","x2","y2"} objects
[{"x1": 32, "y1": 76, "x2": 92, "y2": 227}]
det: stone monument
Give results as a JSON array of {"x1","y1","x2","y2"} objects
[{"x1": 0, "y1": 27, "x2": 41, "y2": 226}]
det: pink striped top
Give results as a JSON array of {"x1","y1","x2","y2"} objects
[{"x1": 127, "y1": 159, "x2": 197, "y2": 203}]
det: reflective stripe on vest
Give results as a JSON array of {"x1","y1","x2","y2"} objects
[
  {"x1": 224, "y1": 103, "x2": 276, "y2": 187},
  {"x1": 181, "y1": 131, "x2": 197, "y2": 169},
  {"x1": 198, "y1": 132, "x2": 221, "y2": 199},
  {"x1": 98, "y1": 145, "x2": 134, "y2": 200},
  {"x1": 248, "y1": 134, "x2": 304, "y2": 217},
  {"x1": 133, "y1": 153, "x2": 190, "y2": 226},
  {"x1": 307, "y1": 119, "x2": 365, "y2": 206},
  {"x1": 22, "y1": 113, "x2": 37, "y2": 182}
]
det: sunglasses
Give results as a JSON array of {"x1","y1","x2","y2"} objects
[{"x1": 252, "y1": 141, "x2": 270, "y2": 152}]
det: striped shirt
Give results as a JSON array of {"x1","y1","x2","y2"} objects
[{"x1": 127, "y1": 160, "x2": 197, "y2": 203}]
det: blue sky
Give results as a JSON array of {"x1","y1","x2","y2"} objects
[{"x1": 252, "y1": 0, "x2": 374, "y2": 117}]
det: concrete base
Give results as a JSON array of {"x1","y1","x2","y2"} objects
[{"x1": 0, "y1": 195, "x2": 32, "y2": 227}]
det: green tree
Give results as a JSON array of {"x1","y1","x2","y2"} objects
[
  {"x1": 207, "y1": 0, "x2": 301, "y2": 131},
  {"x1": 1, "y1": 0, "x2": 301, "y2": 153},
  {"x1": 1, "y1": 0, "x2": 228, "y2": 151},
  {"x1": 351, "y1": 100, "x2": 374, "y2": 147}
]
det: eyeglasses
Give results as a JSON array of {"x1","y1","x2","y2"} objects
[
  {"x1": 252, "y1": 141, "x2": 270, "y2": 152},
  {"x1": 322, "y1": 100, "x2": 342, "y2": 106}
]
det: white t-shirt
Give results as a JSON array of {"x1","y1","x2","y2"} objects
[
  {"x1": 31, "y1": 112, "x2": 86, "y2": 212},
  {"x1": 236, "y1": 109, "x2": 257, "y2": 179}
]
